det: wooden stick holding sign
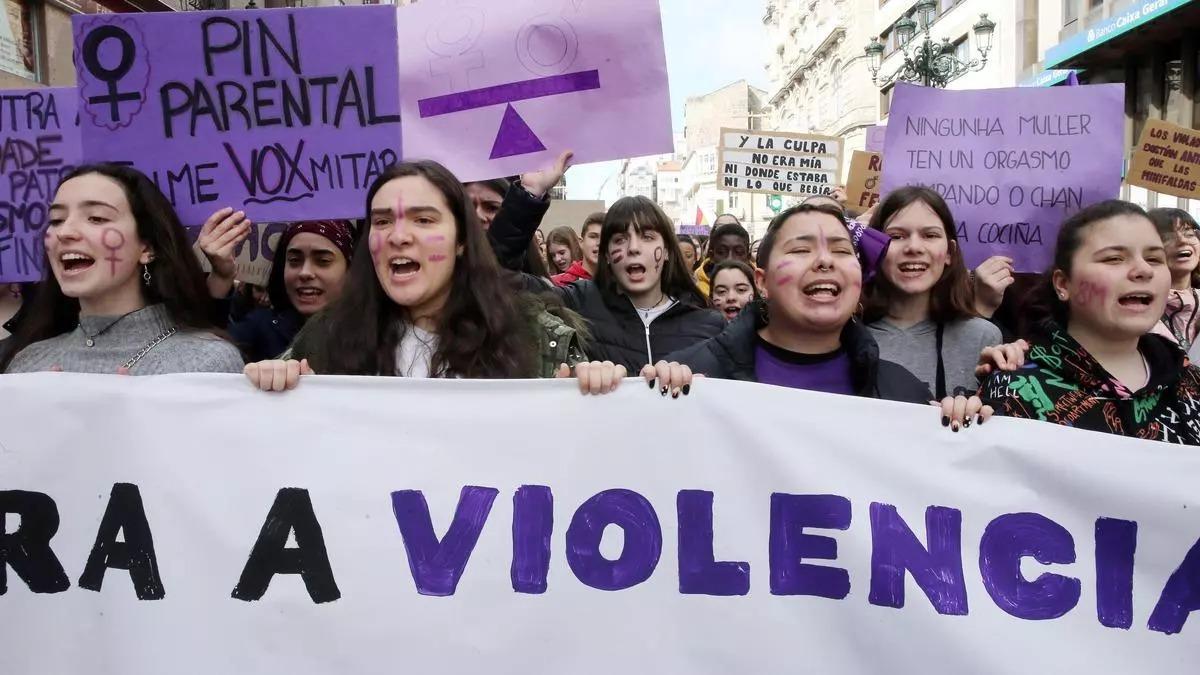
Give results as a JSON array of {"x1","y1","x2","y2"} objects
[{"x1": 717, "y1": 128, "x2": 843, "y2": 198}]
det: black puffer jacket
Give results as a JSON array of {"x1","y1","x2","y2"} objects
[
  {"x1": 557, "y1": 280, "x2": 724, "y2": 372},
  {"x1": 669, "y1": 301, "x2": 932, "y2": 404}
]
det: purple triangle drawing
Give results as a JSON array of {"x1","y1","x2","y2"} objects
[{"x1": 490, "y1": 104, "x2": 546, "y2": 159}]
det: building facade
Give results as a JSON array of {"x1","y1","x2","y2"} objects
[
  {"x1": 763, "y1": 0, "x2": 881, "y2": 190},
  {"x1": 679, "y1": 80, "x2": 772, "y2": 239},
  {"x1": 1036, "y1": 0, "x2": 1199, "y2": 212}
]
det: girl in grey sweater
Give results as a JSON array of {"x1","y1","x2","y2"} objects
[
  {"x1": 1, "y1": 164, "x2": 243, "y2": 375},
  {"x1": 863, "y1": 186, "x2": 1002, "y2": 398}
]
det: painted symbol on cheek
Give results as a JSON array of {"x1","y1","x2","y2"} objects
[
  {"x1": 653, "y1": 246, "x2": 663, "y2": 272},
  {"x1": 425, "y1": 235, "x2": 447, "y2": 243},
  {"x1": 610, "y1": 249, "x2": 626, "y2": 265},
  {"x1": 775, "y1": 260, "x2": 794, "y2": 271},
  {"x1": 774, "y1": 275, "x2": 795, "y2": 287},
  {"x1": 1075, "y1": 281, "x2": 1107, "y2": 308},
  {"x1": 428, "y1": 254, "x2": 448, "y2": 262},
  {"x1": 100, "y1": 228, "x2": 125, "y2": 277}
]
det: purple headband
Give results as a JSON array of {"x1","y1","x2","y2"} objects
[{"x1": 280, "y1": 220, "x2": 356, "y2": 262}]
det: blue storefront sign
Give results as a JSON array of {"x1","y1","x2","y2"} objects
[
  {"x1": 1045, "y1": 0, "x2": 1197, "y2": 69},
  {"x1": 1020, "y1": 69, "x2": 1077, "y2": 87}
]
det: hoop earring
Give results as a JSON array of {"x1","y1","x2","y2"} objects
[{"x1": 143, "y1": 264, "x2": 152, "y2": 286}]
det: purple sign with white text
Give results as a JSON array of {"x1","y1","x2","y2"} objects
[
  {"x1": 395, "y1": 0, "x2": 673, "y2": 183},
  {"x1": 72, "y1": 6, "x2": 402, "y2": 226},
  {"x1": 0, "y1": 88, "x2": 80, "y2": 283},
  {"x1": 880, "y1": 82, "x2": 1125, "y2": 272}
]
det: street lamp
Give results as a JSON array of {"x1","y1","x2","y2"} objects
[{"x1": 865, "y1": 12, "x2": 997, "y2": 88}]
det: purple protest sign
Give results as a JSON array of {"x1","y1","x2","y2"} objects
[
  {"x1": 880, "y1": 82, "x2": 1125, "y2": 272},
  {"x1": 72, "y1": 6, "x2": 402, "y2": 226},
  {"x1": 395, "y1": 0, "x2": 673, "y2": 182},
  {"x1": 0, "y1": 88, "x2": 80, "y2": 283},
  {"x1": 865, "y1": 125, "x2": 887, "y2": 153}
]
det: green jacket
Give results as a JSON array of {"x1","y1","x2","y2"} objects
[{"x1": 532, "y1": 306, "x2": 588, "y2": 378}]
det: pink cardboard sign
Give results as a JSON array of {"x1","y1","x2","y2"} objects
[{"x1": 396, "y1": 0, "x2": 674, "y2": 182}]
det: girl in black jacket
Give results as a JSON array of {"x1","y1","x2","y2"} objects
[{"x1": 553, "y1": 196, "x2": 724, "y2": 371}]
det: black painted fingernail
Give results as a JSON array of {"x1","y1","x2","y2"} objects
[
  {"x1": 682, "y1": 384, "x2": 691, "y2": 396},
  {"x1": 963, "y1": 417, "x2": 972, "y2": 428},
  {"x1": 952, "y1": 423, "x2": 960, "y2": 433},
  {"x1": 941, "y1": 416, "x2": 950, "y2": 427},
  {"x1": 648, "y1": 378, "x2": 656, "y2": 389},
  {"x1": 671, "y1": 388, "x2": 680, "y2": 399},
  {"x1": 977, "y1": 415, "x2": 985, "y2": 425},
  {"x1": 660, "y1": 386, "x2": 669, "y2": 397}
]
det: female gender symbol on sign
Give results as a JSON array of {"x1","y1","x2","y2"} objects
[
  {"x1": 418, "y1": 9, "x2": 599, "y2": 160},
  {"x1": 76, "y1": 18, "x2": 150, "y2": 130}
]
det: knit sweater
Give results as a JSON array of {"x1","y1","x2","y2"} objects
[{"x1": 5, "y1": 304, "x2": 244, "y2": 375}]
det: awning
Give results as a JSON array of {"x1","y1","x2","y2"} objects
[
  {"x1": 1020, "y1": 69, "x2": 1077, "y2": 87},
  {"x1": 1045, "y1": 0, "x2": 1200, "y2": 69}
]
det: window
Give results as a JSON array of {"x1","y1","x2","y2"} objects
[
  {"x1": 1062, "y1": 0, "x2": 1079, "y2": 25},
  {"x1": 0, "y1": 0, "x2": 36, "y2": 81},
  {"x1": 952, "y1": 35, "x2": 970, "y2": 63}
]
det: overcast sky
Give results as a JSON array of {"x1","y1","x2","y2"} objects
[{"x1": 567, "y1": 0, "x2": 769, "y2": 203}]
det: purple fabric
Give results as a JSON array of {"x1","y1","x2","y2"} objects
[
  {"x1": 754, "y1": 339, "x2": 854, "y2": 395},
  {"x1": 847, "y1": 220, "x2": 890, "y2": 284}
]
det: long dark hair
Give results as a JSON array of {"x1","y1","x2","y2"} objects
[
  {"x1": 544, "y1": 225, "x2": 582, "y2": 272},
  {"x1": 1025, "y1": 200, "x2": 1155, "y2": 329},
  {"x1": 863, "y1": 186, "x2": 976, "y2": 324},
  {"x1": 594, "y1": 196, "x2": 706, "y2": 306},
  {"x1": 288, "y1": 160, "x2": 539, "y2": 378},
  {"x1": 266, "y1": 221, "x2": 354, "y2": 316},
  {"x1": 1149, "y1": 207, "x2": 1200, "y2": 288},
  {"x1": 1, "y1": 163, "x2": 220, "y2": 372}
]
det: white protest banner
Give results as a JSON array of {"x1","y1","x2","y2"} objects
[
  {"x1": 0, "y1": 374, "x2": 1198, "y2": 673},
  {"x1": 718, "y1": 127, "x2": 842, "y2": 197}
]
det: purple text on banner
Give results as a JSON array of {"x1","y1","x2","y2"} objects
[
  {"x1": 879, "y1": 82, "x2": 1125, "y2": 272},
  {"x1": 0, "y1": 88, "x2": 81, "y2": 283},
  {"x1": 865, "y1": 125, "x2": 887, "y2": 153},
  {"x1": 71, "y1": 6, "x2": 402, "y2": 226},
  {"x1": 396, "y1": 0, "x2": 674, "y2": 182}
]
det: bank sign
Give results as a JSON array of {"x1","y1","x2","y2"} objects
[{"x1": 1045, "y1": 0, "x2": 1196, "y2": 68}]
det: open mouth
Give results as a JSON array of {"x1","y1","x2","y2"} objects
[
  {"x1": 625, "y1": 263, "x2": 646, "y2": 281},
  {"x1": 722, "y1": 305, "x2": 741, "y2": 319},
  {"x1": 295, "y1": 287, "x2": 324, "y2": 301},
  {"x1": 803, "y1": 281, "x2": 842, "y2": 298},
  {"x1": 389, "y1": 257, "x2": 421, "y2": 280},
  {"x1": 59, "y1": 252, "x2": 95, "y2": 274},
  {"x1": 897, "y1": 262, "x2": 929, "y2": 275},
  {"x1": 1176, "y1": 249, "x2": 1195, "y2": 262},
  {"x1": 1117, "y1": 292, "x2": 1153, "y2": 307}
]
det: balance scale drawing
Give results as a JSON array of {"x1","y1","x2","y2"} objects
[{"x1": 417, "y1": 69, "x2": 601, "y2": 159}]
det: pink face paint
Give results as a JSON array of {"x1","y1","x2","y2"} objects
[
  {"x1": 425, "y1": 235, "x2": 447, "y2": 243},
  {"x1": 775, "y1": 260, "x2": 794, "y2": 271},
  {"x1": 100, "y1": 227, "x2": 125, "y2": 277},
  {"x1": 1075, "y1": 281, "x2": 1108, "y2": 307},
  {"x1": 774, "y1": 275, "x2": 795, "y2": 287},
  {"x1": 428, "y1": 254, "x2": 448, "y2": 262},
  {"x1": 610, "y1": 249, "x2": 626, "y2": 265},
  {"x1": 653, "y1": 246, "x2": 663, "y2": 272},
  {"x1": 369, "y1": 232, "x2": 383, "y2": 261}
]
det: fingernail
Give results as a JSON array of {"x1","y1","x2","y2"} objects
[
  {"x1": 977, "y1": 415, "x2": 986, "y2": 425},
  {"x1": 682, "y1": 384, "x2": 691, "y2": 396},
  {"x1": 648, "y1": 379, "x2": 656, "y2": 389},
  {"x1": 952, "y1": 422, "x2": 960, "y2": 433},
  {"x1": 941, "y1": 416, "x2": 950, "y2": 427},
  {"x1": 660, "y1": 386, "x2": 669, "y2": 397},
  {"x1": 963, "y1": 417, "x2": 972, "y2": 428}
]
